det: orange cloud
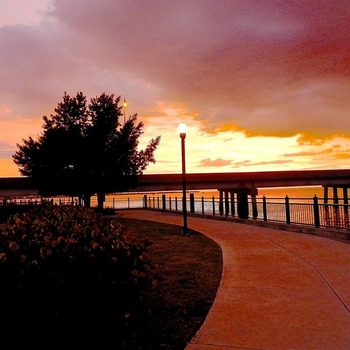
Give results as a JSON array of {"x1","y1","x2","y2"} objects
[
  {"x1": 332, "y1": 152, "x2": 350, "y2": 160},
  {"x1": 199, "y1": 158, "x2": 233, "y2": 167}
]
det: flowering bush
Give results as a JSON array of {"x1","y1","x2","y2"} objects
[{"x1": 0, "y1": 204, "x2": 153, "y2": 348}]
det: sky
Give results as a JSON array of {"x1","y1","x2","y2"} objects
[{"x1": 1, "y1": 0, "x2": 350, "y2": 177}]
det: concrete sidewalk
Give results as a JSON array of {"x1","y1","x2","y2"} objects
[{"x1": 117, "y1": 209, "x2": 350, "y2": 350}]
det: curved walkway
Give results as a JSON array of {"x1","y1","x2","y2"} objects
[{"x1": 117, "y1": 209, "x2": 350, "y2": 350}]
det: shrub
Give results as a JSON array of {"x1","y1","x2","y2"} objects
[
  {"x1": 0, "y1": 204, "x2": 153, "y2": 348},
  {"x1": 0, "y1": 202, "x2": 38, "y2": 223}
]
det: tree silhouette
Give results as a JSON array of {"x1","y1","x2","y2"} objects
[{"x1": 13, "y1": 92, "x2": 161, "y2": 207}]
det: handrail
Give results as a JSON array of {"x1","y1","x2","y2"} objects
[
  {"x1": 1, "y1": 193, "x2": 349, "y2": 231},
  {"x1": 143, "y1": 194, "x2": 350, "y2": 231}
]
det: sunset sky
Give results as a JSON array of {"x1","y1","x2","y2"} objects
[{"x1": 1, "y1": 0, "x2": 350, "y2": 177}]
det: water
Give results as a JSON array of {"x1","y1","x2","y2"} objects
[
  {"x1": 137, "y1": 186, "x2": 326, "y2": 203},
  {"x1": 3, "y1": 185, "x2": 345, "y2": 210},
  {"x1": 102, "y1": 185, "x2": 342, "y2": 209},
  {"x1": 254, "y1": 186, "x2": 324, "y2": 199}
]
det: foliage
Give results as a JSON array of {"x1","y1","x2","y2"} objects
[
  {"x1": 0, "y1": 202, "x2": 39, "y2": 223},
  {"x1": 0, "y1": 205, "x2": 154, "y2": 349},
  {"x1": 13, "y1": 92, "x2": 161, "y2": 206}
]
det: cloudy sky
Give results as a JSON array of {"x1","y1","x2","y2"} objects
[{"x1": 1, "y1": 0, "x2": 350, "y2": 177}]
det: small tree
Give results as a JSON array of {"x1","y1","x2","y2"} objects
[{"x1": 13, "y1": 92, "x2": 161, "y2": 207}]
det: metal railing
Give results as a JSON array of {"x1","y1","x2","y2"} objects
[
  {"x1": 1, "y1": 193, "x2": 349, "y2": 231},
  {"x1": 144, "y1": 194, "x2": 350, "y2": 231},
  {"x1": 0, "y1": 195, "x2": 144, "y2": 210}
]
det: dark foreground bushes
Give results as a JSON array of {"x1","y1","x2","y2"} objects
[
  {"x1": 0, "y1": 204, "x2": 153, "y2": 349},
  {"x1": 0, "y1": 202, "x2": 38, "y2": 223}
]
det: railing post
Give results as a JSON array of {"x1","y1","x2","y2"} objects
[
  {"x1": 162, "y1": 194, "x2": 166, "y2": 210},
  {"x1": 190, "y1": 193, "x2": 195, "y2": 213},
  {"x1": 313, "y1": 195, "x2": 320, "y2": 228},
  {"x1": 201, "y1": 196, "x2": 204, "y2": 214},
  {"x1": 262, "y1": 196, "x2": 267, "y2": 221},
  {"x1": 169, "y1": 196, "x2": 172, "y2": 211},
  {"x1": 212, "y1": 196, "x2": 215, "y2": 216},
  {"x1": 285, "y1": 195, "x2": 291, "y2": 224},
  {"x1": 143, "y1": 195, "x2": 147, "y2": 208},
  {"x1": 175, "y1": 197, "x2": 178, "y2": 211}
]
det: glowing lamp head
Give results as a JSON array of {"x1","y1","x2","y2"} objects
[
  {"x1": 178, "y1": 122, "x2": 187, "y2": 138},
  {"x1": 123, "y1": 98, "x2": 127, "y2": 108}
]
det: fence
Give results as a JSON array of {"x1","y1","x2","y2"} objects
[
  {"x1": 143, "y1": 194, "x2": 350, "y2": 231},
  {"x1": 0, "y1": 195, "x2": 144, "y2": 209},
  {"x1": 1, "y1": 193, "x2": 349, "y2": 231}
]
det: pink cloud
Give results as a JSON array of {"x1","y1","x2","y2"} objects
[{"x1": 1, "y1": 0, "x2": 350, "y2": 176}]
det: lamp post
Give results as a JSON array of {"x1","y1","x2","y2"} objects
[
  {"x1": 123, "y1": 98, "x2": 127, "y2": 124},
  {"x1": 178, "y1": 122, "x2": 189, "y2": 235}
]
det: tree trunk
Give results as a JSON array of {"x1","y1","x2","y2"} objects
[
  {"x1": 83, "y1": 194, "x2": 91, "y2": 208},
  {"x1": 97, "y1": 192, "x2": 105, "y2": 211}
]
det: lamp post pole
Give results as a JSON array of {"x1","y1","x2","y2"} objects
[
  {"x1": 123, "y1": 98, "x2": 127, "y2": 124},
  {"x1": 178, "y1": 123, "x2": 189, "y2": 235}
]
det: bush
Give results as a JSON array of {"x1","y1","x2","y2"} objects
[
  {"x1": 0, "y1": 204, "x2": 153, "y2": 348},
  {"x1": 0, "y1": 202, "x2": 38, "y2": 223}
]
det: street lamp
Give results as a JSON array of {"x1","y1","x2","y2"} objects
[
  {"x1": 178, "y1": 122, "x2": 189, "y2": 235},
  {"x1": 123, "y1": 98, "x2": 127, "y2": 124}
]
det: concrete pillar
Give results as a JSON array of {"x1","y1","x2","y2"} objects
[
  {"x1": 190, "y1": 193, "x2": 195, "y2": 213},
  {"x1": 251, "y1": 194, "x2": 258, "y2": 219},
  {"x1": 343, "y1": 187, "x2": 349, "y2": 205},
  {"x1": 333, "y1": 186, "x2": 339, "y2": 204},
  {"x1": 237, "y1": 191, "x2": 249, "y2": 219},
  {"x1": 323, "y1": 186, "x2": 330, "y2": 225},
  {"x1": 225, "y1": 191, "x2": 229, "y2": 217},
  {"x1": 343, "y1": 187, "x2": 349, "y2": 229},
  {"x1": 323, "y1": 186, "x2": 328, "y2": 204},
  {"x1": 250, "y1": 187, "x2": 258, "y2": 219},
  {"x1": 230, "y1": 191, "x2": 235, "y2": 216},
  {"x1": 219, "y1": 190, "x2": 224, "y2": 216},
  {"x1": 162, "y1": 194, "x2": 166, "y2": 210},
  {"x1": 333, "y1": 186, "x2": 340, "y2": 227}
]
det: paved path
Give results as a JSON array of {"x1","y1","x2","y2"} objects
[{"x1": 117, "y1": 209, "x2": 350, "y2": 350}]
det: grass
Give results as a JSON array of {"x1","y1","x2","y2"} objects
[{"x1": 118, "y1": 218, "x2": 223, "y2": 350}]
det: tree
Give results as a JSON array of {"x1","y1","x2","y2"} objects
[{"x1": 13, "y1": 92, "x2": 161, "y2": 207}]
